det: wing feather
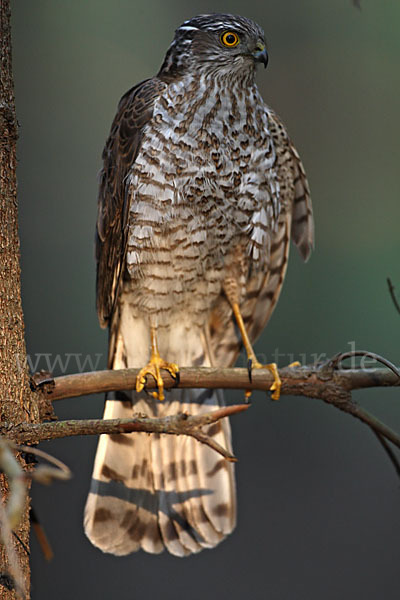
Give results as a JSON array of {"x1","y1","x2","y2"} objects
[
  {"x1": 207, "y1": 109, "x2": 314, "y2": 366},
  {"x1": 96, "y1": 78, "x2": 166, "y2": 328}
]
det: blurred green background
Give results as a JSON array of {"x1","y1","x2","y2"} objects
[{"x1": 12, "y1": 1, "x2": 400, "y2": 598}]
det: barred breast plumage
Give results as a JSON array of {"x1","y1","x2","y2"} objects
[
  {"x1": 85, "y1": 13, "x2": 313, "y2": 557},
  {"x1": 125, "y1": 69, "x2": 279, "y2": 330}
]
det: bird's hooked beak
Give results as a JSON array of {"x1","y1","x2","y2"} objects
[{"x1": 253, "y1": 42, "x2": 268, "y2": 68}]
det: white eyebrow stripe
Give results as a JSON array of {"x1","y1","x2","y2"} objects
[
  {"x1": 207, "y1": 22, "x2": 230, "y2": 29},
  {"x1": 179, "y1": 26, "x2": 199, "y2": 31}
]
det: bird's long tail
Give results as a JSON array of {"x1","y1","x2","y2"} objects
[{"x1": 84, "y1": 315, "x2": 236, "y2": 556}]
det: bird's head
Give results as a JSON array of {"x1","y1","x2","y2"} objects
[{"x1": 158, "y1": 13, "x2": 268, "y2": 81}]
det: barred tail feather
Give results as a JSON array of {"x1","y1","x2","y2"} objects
[
  {"x1": 84, "y1": 387, "x2": 235, "y2": 556},
  {"x1": 84, "y1": 313, "x2": 236, "y2": 556},
  {"x1": 84, "y1": 393, "x2": 164, "y2": 555}
]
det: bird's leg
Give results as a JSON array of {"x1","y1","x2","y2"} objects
[
  {"x1": 223, "y1": 275, "x2": 281, "y2": 401},
  {"x1": 136, "y1": 325, "x2": 179, "y2": 401},
  {"x1": 230, "y1": 301, "x2": 281, "y2": 401}
]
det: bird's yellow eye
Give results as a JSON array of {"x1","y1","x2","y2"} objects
[{"x1": 221, "y1": 31, "x2": 240, "y2": 47}]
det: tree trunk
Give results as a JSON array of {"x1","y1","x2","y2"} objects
[{"x1": 0, "y1": 0, "x2": 38, "y2": 597}]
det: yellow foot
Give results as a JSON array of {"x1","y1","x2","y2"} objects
[
  {"x1": 247, "y1": 359, "x2": 282, "y2": 401},
  {"x1": 136, "y1": 353, "x2": 179, "y2": 402}
]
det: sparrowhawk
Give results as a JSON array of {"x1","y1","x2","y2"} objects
[{"x1": 84, "y1": 13, "x2": 314, "y2": 556}]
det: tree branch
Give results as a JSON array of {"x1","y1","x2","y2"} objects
[
  {"x1": 371, "y1": 430, "x2": 400, "y2": 477},
  {"x1": 3, "y1": 404, "x2": 249, "y2": 462},
  {"x1": 387, "y1": 277, "x2": 400, "y2": 316},
  {"x1": 13, "y1": 356, "x2": 398, "y2": 468},
  {"x1": 0, "y1": 440, "x2": 26, "y2": 599},
  {"x1": 30, "y1": 364, "x2": 400, "y2": 402},
  {"x1": 0, "y1": 439, "x2": 25, "y2": 531}
]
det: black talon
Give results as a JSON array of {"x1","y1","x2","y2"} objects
[
  {"x1": 172, "y1": 370, "x2": 180, "y2": 387},
  {"x1": 247, "y1": 358, "x2": 253, "y2": 383}
]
